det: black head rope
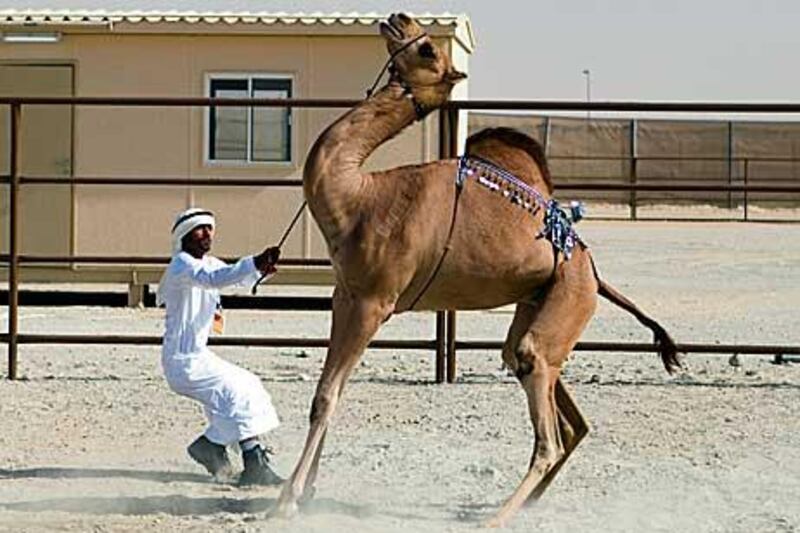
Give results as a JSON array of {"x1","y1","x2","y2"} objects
[{"x1": 250, "y1": 201, "x2": 306, "y2": 294}]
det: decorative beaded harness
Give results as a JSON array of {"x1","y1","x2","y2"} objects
[
  {"x1": 457, "y1": 156, "x2": 586, "y2": 259},
  {"x1": 406, "y1": 155, "x2": 587, "y2": 311}
]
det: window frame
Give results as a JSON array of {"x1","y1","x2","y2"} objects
[{"x1": 203, "y1": 72, "x2": 294, "y2": 167}]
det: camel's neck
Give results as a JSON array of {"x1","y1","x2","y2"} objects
[{"x1": 303, "y1": 83, "x2": 418, "y2": 244}]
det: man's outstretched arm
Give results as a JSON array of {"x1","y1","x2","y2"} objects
[{"x1": 182, "y1": 246, "x2": 280, "y2": 289}]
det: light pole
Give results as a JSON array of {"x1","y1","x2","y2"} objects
[{"x1": 581, "y1": 69, "x2": 591, "y2": 119}]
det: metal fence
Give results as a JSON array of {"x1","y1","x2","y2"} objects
[
  {"x1": 470, "y1": 112, "x2": 800, "y2": 219},
  {"x1": 3, "y1": 96, "x2": 800, "y2": 382}
]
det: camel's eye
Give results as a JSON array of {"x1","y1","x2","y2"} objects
[{"x1": 418, "y1": 42, "x2": 436, "y2": 59}]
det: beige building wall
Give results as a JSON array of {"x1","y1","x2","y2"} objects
[
  {"x1": 0, "y1": 18, "x2": 472, "y2": 278},
  {"x1": 0, "y1": 63, "x2": 73, "y2": 256}
]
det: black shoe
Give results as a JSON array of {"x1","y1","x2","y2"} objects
[
  {"x1": 239, "y1": 446, "x2": 284, "y2": 487},
  {"x1": 187, "y1": 436, "x2": 234, "y2": 478}
]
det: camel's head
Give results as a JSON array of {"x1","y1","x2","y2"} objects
[{"x1": 379, "y1": 13, "x2": 467, "y2": 115}]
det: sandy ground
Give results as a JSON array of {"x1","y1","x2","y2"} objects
[
  {"x1": 584, "y1": 201, "x2": 800, "y2": 221},
  {"x1": 1, "y1": 220, "x2": 799, "y2": 533}
]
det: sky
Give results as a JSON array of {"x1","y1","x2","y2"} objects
[
  {"x1": 6, "y1": 1, "x2": 800, "y2": 116},
  {"x1": 316, "y1": 0, "x2": 800, "y2": 105},
  {"x1": 456, "y1": 0, "x2": 800, "y2": 103}
]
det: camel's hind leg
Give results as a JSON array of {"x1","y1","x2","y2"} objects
[
  {"x1": 529, "y1": 378, "x2": 589, "y2": 501},
  {"x1": 487, "y1": 248, "x2": 597, "y2": 528}
]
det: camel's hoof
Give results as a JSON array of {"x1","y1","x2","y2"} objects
[
  {"x1": 268, "y1": 500, "x2": 299, "y2": 520},
  {"x1": 298, "y1": 485, "x2": 317, "y2": 506},
  {"x1": 483, "y1": 515, "x2": 506, "y2": 529}
]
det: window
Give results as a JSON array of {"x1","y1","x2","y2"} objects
[{"x1": 207, "y1": 75, "x2": 292, "y2": 163}]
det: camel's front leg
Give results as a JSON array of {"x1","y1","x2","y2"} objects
[{"x1": 272, "y1": 288, "x2": 392, "y2": 518}]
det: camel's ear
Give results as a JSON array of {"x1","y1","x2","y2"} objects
[{"x1": 448, "y1": 69, "x2": 467, "y2": 84}]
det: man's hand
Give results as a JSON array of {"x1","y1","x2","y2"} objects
[{"x1": 255, "y1": 246, "x2": 281, "y2": 273}]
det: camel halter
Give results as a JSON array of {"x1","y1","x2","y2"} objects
[{"x1": 366, "y1": 32, "x2": 431, "y2": 120}]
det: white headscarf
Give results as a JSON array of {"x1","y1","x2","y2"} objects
[
  {"x1": 156, "y1": 207, "x2": 216, "y2": 306},
  {"x1": 170, "y1": 207, "x2": 215, "y2": 254}
]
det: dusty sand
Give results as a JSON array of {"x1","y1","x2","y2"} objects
[{"x1": 1, "y1": 220, "x2": 799, "y2": 532}]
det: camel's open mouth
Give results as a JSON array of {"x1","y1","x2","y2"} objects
[
  {"x1": 379, "y1": 20, "x2": 404, "y2": 42},
  {"x1": 380, "y1": 13, "x2": 418, "y2": 45}
]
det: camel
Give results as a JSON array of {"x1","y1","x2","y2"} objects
[{"x1": 273, "y1": 13, "x2": 681, "y2": 527}]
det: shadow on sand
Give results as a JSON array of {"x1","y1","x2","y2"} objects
[
  {"x1": 0, "y1": 467, "x2": 408, "y2": 520},
  {"x1": 0, "y1": 494, "x2": 272, "y2": 516},
  {"x1": 453, "y1": 501, "x2": 499, "y2": 523},
  {"x1": 0, "y1": 466, "x2": 211, "y2": 484},
  {"x1": 585, "y1": 378, "x2": 800, "y2": 390},
  {"x1": 1, "y1": 494, "x2": 399, "y2": 521}
]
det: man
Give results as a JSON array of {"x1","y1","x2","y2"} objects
[{"x1": 156, "y1": 207, "x2": 282, "y2": 486}]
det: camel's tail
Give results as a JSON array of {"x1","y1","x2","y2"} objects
[{"x1": 587, "y1": 252, "x2": 682, "y2": 374}]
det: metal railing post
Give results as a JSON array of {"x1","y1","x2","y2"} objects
[
  {"x1": 629, "y1": 119, "x2": 638, "y2": 220},
  {"x1": 727, "y1": 122, "x2": 734, "y2": 210},
  {"x1": 446, "y1": 310, "x2": 457, "y2": 383},
  {"x1": 743, "y1": 158, "x2": 750, "y2": 221},
  {"x1": 434, "y1": 109, "x2": 450, "y2": 382},
  {"x1": 7, "y1": 103, "x2": 21, "y2": 380},
  {"x1": 435, "y1": 312, "x2": 446, "y2": 383},
  {"x1": 445, "y1": 105, "x2": 460, "y2": 383}
]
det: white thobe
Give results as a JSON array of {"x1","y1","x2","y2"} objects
[{"x1": 157, "y1": 251, "x2": 280, "y2": 445}]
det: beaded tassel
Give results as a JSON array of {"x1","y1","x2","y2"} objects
[{"x1": 457, "y1": 156, "x2": 586, "y2": 259}]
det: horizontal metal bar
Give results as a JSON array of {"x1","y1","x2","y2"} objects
[
  {"x1": 447, "y1": 100, "x2": 800, "y2": 113},
  {"x1": 3, "y1": 177, "x2": 798, "y2": 194},
  {"x1": 0, "y1": 334, "x2": 435, "y2": 350},
  {"x1": 4, "y1": 97, "x2": 800, "y2": 114},
  {"x1": 455, "y1": 340, "x2": 800, "y2": 355},
  {"x1": 0, "y1": 290, "x2": 332, "y2": 310},
  {"x1": 17, "y1": 176, "x2": 304, "y2": 187},
  {"x1": 556, "y1": 183, "x2": 800, "y2": 193},
  {"x1": 1, "y1": 333, "x2": 797, "y2": 356},
  {"x1": 0, "y1": 255, "x2": 331, "y2": 266},
  {"x1": 0, "y1": 96, "x2": 360, "y2": 107},
  {"x1": 8, "y1": 152, "x2": 800, "y2": 168},
  {"x1": 549, "y1": 155, "x2": 800, "y2": 163},
  {"x1": 0, "y1": 154, "x2": 800, "y2": 170}
]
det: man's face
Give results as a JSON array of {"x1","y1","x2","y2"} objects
[{"x1": 182, "y1": 224, "x2": 214, "y2": 258}]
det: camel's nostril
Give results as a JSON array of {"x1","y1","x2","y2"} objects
[{"x1": 418, "y1": 42, "x2": 435, "y2": 59}]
